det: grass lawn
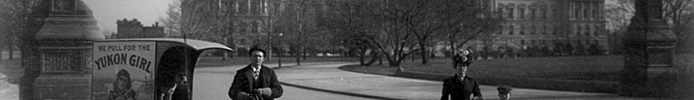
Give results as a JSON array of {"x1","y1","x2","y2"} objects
[
  {"x1": 346, "y1": 55, "x2": 624, "y2": 82},
  {"x1": 405, "y1": 56, "x2": 623, "y2": 82},
  {"x1": 342, "y1": 56, "x2": 626, "y2": 93}
]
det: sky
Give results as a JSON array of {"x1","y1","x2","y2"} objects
[{"x1": 84, "y1": 0, "x2": 172, "y2": 36}]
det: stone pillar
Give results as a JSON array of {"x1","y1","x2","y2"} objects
[
  {"x1": 620, "y1": 0, "x2": 678, "y2": 97},
  {"x1": 33, "y1": 0, "x2": 104, "y2": 99}
]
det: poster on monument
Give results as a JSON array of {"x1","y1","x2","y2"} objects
[{"x1": 92, "y1": 42, "x2": 156, "y2": 100}]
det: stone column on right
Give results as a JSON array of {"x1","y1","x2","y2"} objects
[{"x1": 620, "y1": 0, "x2": 678, "y2": 97}]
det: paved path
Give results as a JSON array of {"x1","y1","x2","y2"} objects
[
  {"x1": 0, "y1": 73, "x2": 19, "y2": 100},
  {"x1": 193, "y1": 63, "x2": 375, "y2": 100},
  {"x1": 273, "y1": 62, "x2": 665, "y2": 100}
]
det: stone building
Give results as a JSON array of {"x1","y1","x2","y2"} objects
[
  {"x1": 181, "y1": 0, "x2": 339, "y2": 56},
  {"x1": 462, "y1": 0, "x2": 608, "y2": 55},
  {"x1": 112, "y1": 19, "x2": 165, "y2": 39}
]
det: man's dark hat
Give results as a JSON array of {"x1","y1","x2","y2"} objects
[
  {"x1": 248, "y1": 45, "x2": 267, "y2": 56},
  {"x1": 497, "y1": 85, "x2": 513, "y2": 94}
]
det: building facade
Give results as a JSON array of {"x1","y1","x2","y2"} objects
[
  {"x1": 113, "y1": 19, "x2": 165, "y2": 39},
  {"x1": 181, "y1": 0, "x2": 339, "y2": 55},
  {"x1": 464, "y1": 0, "x2": 607, "y2": 55}
]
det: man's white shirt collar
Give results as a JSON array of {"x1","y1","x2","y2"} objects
[{"x1": 252, "y1": 65, "x2": 261, "y2": 72}]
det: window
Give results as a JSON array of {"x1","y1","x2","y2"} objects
[
  {"x1": 521, "y1": 40, "x2": 525, "y2": 45},
  {"x1": 508, "y1": 8, "x2": 514, "y2": 18},
  {"x1": 531, "y1": 9, "x2": 536, "y2": 19},
  {"x1": 543, "y1": 9, "x2": 549, "y2": 19},
  {"x1": 531, "y1": 25, "x2": 535, "y2": 31},
  {"x1": 239, "y1": 22, "x2": 247, "y2": 34},
  {"x1": 251, "y1": 0, "x2": 260, "y2": 14},
  {"x1": 239, "y1": 0, "x2": 248, "y2": 14},
  {"x1": 240, "y1": 39, "x2": 248, "y2": 45},
  {"x1": 509, "y1": 26, "x2": 514, "y2": 35},
  {"x1": 593, "y1": 9, "x2": 600, "y2": 19},
  {"x1": 251, "y1": 22, "x2": 258, "y2": 33},
  {"x1": 530, "y1": 31, "x2": 535, "y2": 35},
  {"x1": 584, "y1": 9, "x2": 590, "y2": 18},
  {"x1": 520, "y1": 8, "x2": 525, "y2": 19},
  {"x1": 574, "y1": 8, "x2": 580, "y2": 18},
  {"x1": 520, "y1": 31, "x2": 525, "y2": 35}
]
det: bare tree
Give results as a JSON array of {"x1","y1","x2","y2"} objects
[
  {"x1": 324, "y1": 0, "x2": 382, "y2": 66},
  {"x1": 363, "y1": 0, "x2": 422, "y2": 67},
  {"x1": 663, "y1": 0, "x2": 694, "y2": 53},
  {"x1": 277, "y1": 0, "x2": 322, "y2": 65},
  {"x1": 606, "y1": 0, "x2": 694, "y2": 53},
  {"x1": 0, "y1": 0, "x2": 51, "y2": 99},
  {"x1": 439, "y1": 0, "x2": 503, "y2": 54},
  {"x1": 404, "y1": 0, "x2": 445, "y2": 64},
  {"x1": 159, "y1": 0, "x2": 183, "y2": 38},
  {"x1": 177, "y1": 0, "x2": 228, "y2": 43}
]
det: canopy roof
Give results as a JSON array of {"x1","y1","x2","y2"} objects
[{"x1": 99, "y1": 38, "x2": 233, "y2": 52}]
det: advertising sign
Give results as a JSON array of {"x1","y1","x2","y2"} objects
[{"x1": 92, "y1": 42, "x2": 156, "y2": 100}]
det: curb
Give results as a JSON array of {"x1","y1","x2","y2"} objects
[
  {"x1": 278, "y1": 82, "x2": 402, "y2": 100},
  {"x1": 270, "y1": 62, "x2": 403, "y2": 100}
]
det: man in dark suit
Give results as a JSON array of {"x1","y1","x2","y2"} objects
[
  {"x1": 442, "y1": 49, "x2": 482, "y2": 100},
  {"x1": 229, "y1": 47, "x2": 283, "y2": 100}
]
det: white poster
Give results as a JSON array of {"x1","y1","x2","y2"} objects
[{"x1": 92, "y1": 42, "x2": 156, "y2": 100}]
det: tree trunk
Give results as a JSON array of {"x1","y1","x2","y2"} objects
[
  {"x1": 0, "y1": 43, "x2": 3, "y2": 62},
  {"x1": 364, "y1": 51, "x2": 379, "y2": 66},
  {"x1": 420, "y1": 46, "x2": 429, "y2": 64},
  {"x1": 295, "y1": 54, "x2": 301, "y2": 65},
  {"x1": 378, "y1": 54, "x2": 383, "y2": 65},
  {"x1": 410, "y1": 53, "x2": 415, "y2": 61},
  {"x1": 9, "y1": 39, "x2": 13, "y2": 60},
  {"x1": 295, "y1": 48, "x2": 301, "y2": 65},
  {"x1": 302, "y1": 48, "x2": 307, "y2": 60},
  {"x1": 358, "y1": 49, "x2": 366, "y2": 65},
  {"x1": 388, "y1": 60, "x2": 400, "y2": 67},
  {"x1": 267, "y1": 49, "x2": 272, "y2": 60}
]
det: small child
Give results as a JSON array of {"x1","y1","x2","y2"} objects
[{"x1": 497, "y1": 85, "x2": 513, "y2": 100}]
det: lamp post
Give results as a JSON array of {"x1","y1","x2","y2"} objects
[
  {"x1": 278, "y1": 33, "x2": 283, "y2": 67},
  {"x1": 340, "y1": 41, "x2": 344, "y2": 61}
]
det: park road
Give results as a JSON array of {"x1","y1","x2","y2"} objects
[
  {"x1": 272, "y1": 62, "x2": 663, "y2": 100},
  {"x1": 193, "y1": 63, "x2": 376, "y2": 100}
]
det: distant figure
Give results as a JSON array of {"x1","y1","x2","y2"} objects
[
  {"x1": 442, "y1": 49, "x2": 482, "y2": 100},
  {"x1": 228, "y1": 47, "x2": 283, "y2": 100},
  {"x1": 156, "y1": 49, "x2": 189, "y2": 100},
  {"x1": 497, "y1": 85, "x2": 513, "y2": 100},
  {"x1": 109, "y1": 69, "x2": 137, "y2": 100}
]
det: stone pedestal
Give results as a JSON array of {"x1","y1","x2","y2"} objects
[
  {"x1": 32, "y1": 0, "x2": 104, "y2": 99},
  {"x1": 620, "y1": 0, "x2": 679, "y2": 97}
]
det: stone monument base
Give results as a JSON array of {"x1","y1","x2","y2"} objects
[{"x1": 34, "y1": 75, "x2": 91, "y2": 100}]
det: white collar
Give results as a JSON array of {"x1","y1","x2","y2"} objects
[{"x1": 251, "y1": 65, "x2": 261, "y2": 72}]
